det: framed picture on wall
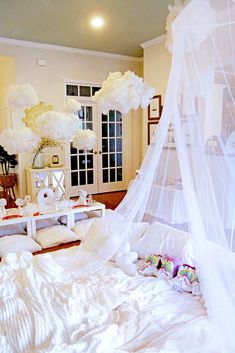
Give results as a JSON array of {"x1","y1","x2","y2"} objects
[
  {"x1": 148, "y1": 121, "x2": 159, "y2": 144},
  {"x1": 148, "y1": 95, "x2": 162, "y2": 120}
]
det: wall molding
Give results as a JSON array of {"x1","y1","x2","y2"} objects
[
  {"x1": 0, "y1": 37, "x2": 142, "y2": 62},
  {"x1": 140, "y1": 34, "x2": 166, "y2": 49}
]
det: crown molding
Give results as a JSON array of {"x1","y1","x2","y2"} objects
[
  {"x1": 140, "y1": 34, "x2": 166, "y2": 49},
  {"x1": 0, "y1": 37, "x2": 142, "y2": 62}
]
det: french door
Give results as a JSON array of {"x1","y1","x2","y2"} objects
[{"x1": 67, "y1": 102, "x2": 128, "y2": 196}]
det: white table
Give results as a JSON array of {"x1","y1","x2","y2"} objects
[{"x1": 0, "y1": 202, "x2": 106, "y2": 239}]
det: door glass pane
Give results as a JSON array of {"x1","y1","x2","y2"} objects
[
  {"x1": 117, "y1": 153, "x2": 122, "y2": 166},
  {"x1": 109, "y1": 110, "x2": 115, "y2": 122},
  {"x1": 102, "y1": 154, "x2": 108, "y2": 168},
  {"x1": 80, "y1": 86, "x2": 91, "y2": 97},
  {"x1": 116, "y1": 123, "x2": 122, "y2": 137},
  {"x1": 66, "y1": 85, "x2": 78, "y2": 96},
  {"x1": 102, "y1": 114, "x2": 108, "y2": 122},
  {"x1": 92, "y1": 86, "x2": 101, "y2": 96},
  {"x1": 103, "y1": 169, "x2": 108, "y2": 183},
  {"x1": 110, "y1": 168, "x2": 116, "y2": 182},
  {"x1": 102, "y1": 139, "x2": 108, "y2": 152},
  {"x1": 71, "y1": 156, "x2": 78, "y2": 170},
  {"x1": 87, "y1": 170, "x2": 93, "y2": 184},
  {"x1": 117, "y1": 168, "x2": 122, "y2": 181},
  {"x1": 79, "y1": 107, "x2": 85, "y2": 121},
  {"x1": 79, "y1": 171, "x2": 86, "y2": 185},
  {"x1": 79, "y1": 155, "x2": 86, "y2": 169},
  {"x1": 87, "y1": 155, "x2": 93, "y2": 169},
  {"x1": 71, "y1": 172, "x2": 78, "y2": 186},
  {"x1": 71, "y1": 146, "x2": 77, "y2": 155},
  {"x1": 116, "y1": 139, "x2": 122, "y2": 152},
  {"x1": 86, "y1": 122, "x2": 92, "y2": 130},
  {"x1": 116, "y1": 111, "x2": 122, "y2": 122},
  {"x1": 102, "y1": 123, "x2": 108, "y2": 137},
  {"x1": 109, "y1": 123, "x2": 115, "y2": 137},
  {"x1": 86, "y1": 107, "x2": 92, "y2": 121},
  {"x1": 110, "y1": 154, "x2": 115, "y2": 167},
  {"x1": 109, "y1": 139, "x2": 115, "y2": 152}
]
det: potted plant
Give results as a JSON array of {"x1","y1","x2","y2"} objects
[{"x1": 0, "y1": 146, "x2": 18, "y2": 188}]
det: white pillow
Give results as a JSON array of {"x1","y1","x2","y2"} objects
[
  {"x1": 59, "y1": 212, "x2": 88, "y2": 225},
  {"x1": 128, "y1": 222, "x2": 150, "y2": 245},
  {"x1": 36, "y1": 225, "x2": 79, "y2": 249},
  {"x1": 132, "y1": 222, "x2": 194, "y2": 264},
  {"x1": 0, "y1": 235, "x2": 42, "y2": 257},
  {"x1": 73, "y1": 218, "x2": 95, "y2": 241}
]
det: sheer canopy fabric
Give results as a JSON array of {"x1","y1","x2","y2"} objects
[{"x1": 117, "y1": 1, "x2": 235, "y2": 351}]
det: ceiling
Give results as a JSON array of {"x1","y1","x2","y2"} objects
[{"x1": 0, "y1": 0, "x2": 173, "y2": 57}]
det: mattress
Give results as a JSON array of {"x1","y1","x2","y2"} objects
[{"x1": 0, "y1": 247, "x2": 218, "y2": 353}]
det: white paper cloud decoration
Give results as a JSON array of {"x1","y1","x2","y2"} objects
[
  {"x1": 93, "y1": 71, "x2": 155, "y2": 114},
  {"x1": 73, "y1": 129, "x2": 97, "y2": 151},
  {"x1": 65, "y1": 98, "x2": 82, "y2": 113},
  {"x1": 0, "y1": 127, "x2": 40, "y2": 154},
  {"x1": 36, "y1": 111, "x2": 79, "y2": 140},
  {"x1": 6, "y1": 83, "x2": 39, "y2": 108}
]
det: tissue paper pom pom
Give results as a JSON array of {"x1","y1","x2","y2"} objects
[
  {"x1": 6, "y1": 83, "x2": 39, "y2": 108},
  {"x1": 36, "y1": 111, "x2": 79, "y2": 139},
  {"x1": 73, "y1": 129, "x2": 97, "y2": 151},
  {"x1": 0, "y1": 127, "x2": 40, "y2": 154},
  {"x1": 65, "y1": 98, "x2": 82, "y2": 113},
  {"x1": 93, "y1": 71, "x2": 155, "y2": 114}
]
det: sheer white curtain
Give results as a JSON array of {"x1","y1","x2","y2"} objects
[{"x1": 117, "y1": 1, "x2": 235, "y2": 351}]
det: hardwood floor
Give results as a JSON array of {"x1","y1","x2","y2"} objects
[{"x1": 93, "y1": 190, "x2": 127, "y2": 210}]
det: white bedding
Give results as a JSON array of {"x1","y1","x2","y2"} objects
[{"x1": 0, "y1": 247, "x2": 218, "y2": 353}]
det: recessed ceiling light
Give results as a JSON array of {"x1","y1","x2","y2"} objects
[{"x1": 91, "y1": 16, "x2": 104, "y2": 29}]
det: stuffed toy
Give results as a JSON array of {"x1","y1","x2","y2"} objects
[
  {"x1": 157, "y1": 255, "x2": 182, "y2": 280},
  {"x1": 172, "y1": 264, "x2": 201, "y2": 296},
  {"x1": 115, "y1": 240, "x2": 138, "y2": 276},
  {"x1": 139, "y1": 254, "x2": 162, "y2": 276}
]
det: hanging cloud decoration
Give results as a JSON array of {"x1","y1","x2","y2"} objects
[
  {"x1": 36, "y1": 111, "x2": 79, "y2": 140},
  {"x1": 6, "y1": 83, "x2": 39, "y2": 108},
  {"x1": 65, "y1": 98, "x2": 82, "y2": 113},
  {"x1": 0, "y1": 127, "x2": 40, "y2": 154},
  {"x1": 73, "y1": 129, "x2": 97, "y2": 151},
  {"x1": 93, "y1": 71, "x2": 155, "y2": 114}
]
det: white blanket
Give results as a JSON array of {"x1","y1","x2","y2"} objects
[{"x1": 0, "y1": 248, "x2": 218, "y2": 353}]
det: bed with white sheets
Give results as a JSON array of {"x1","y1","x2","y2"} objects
[{"x1": 0, "y1": 245, "x2": 218, "y2": 353}]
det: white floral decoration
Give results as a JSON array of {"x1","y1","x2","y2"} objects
[
  {"x1": 36, "y1": 111, "x2": 79, "y2": 140},
  {"x1": 0, "y1": 127, "x2": 40, "y2": 154},
  {"x1": 65, "y1": 98, "x2": 82, "y2": 113},
  {"x1": 6, "y1": 83, "x2": 39, "y2": 108},
  {"x1": 93, "y1": 71, "x2": 155, "y2": 114},
  {"x1": 73, "y1": 129, "x2": 97, "y2": 151}
]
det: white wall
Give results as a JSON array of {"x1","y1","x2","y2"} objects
[
  {"x1": 0, "y1": 40, "x2": 143, "y2": 195},
  {"x1": 141, "y1": 39, "x2": 172, "y2": 160}
]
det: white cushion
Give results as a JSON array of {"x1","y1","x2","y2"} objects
[
  {"x1": 36, "y1": 225, "x2": 79, "y2": 249},
  {"x1": 132, "y1": 222, "x2": 194, "y2": 264},
  {"x1": 0, "y1": 235, "x2": 42, "y2": 257},
  {"x1": 73, "y1": 218, "x2": 96, "y2": 241}
]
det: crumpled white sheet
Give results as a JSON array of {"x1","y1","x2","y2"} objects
[{"x1": 0, "y1": 249, "x2": 218, "y2": 353}]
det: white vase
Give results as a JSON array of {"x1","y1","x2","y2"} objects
[{"x1": 32, "y1": 152, "x2": 45, "y2": 169}]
